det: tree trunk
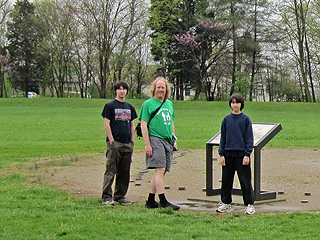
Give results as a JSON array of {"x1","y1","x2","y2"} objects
[
  {"x1": 179, "y1": 78, "x2": 184, "y2": 100},
  {"x1": 249, "y1": 0, "x2": 258, "y2": 101},
  {"x1": 294, "y1": 0, "x2": 311, "y2": 102},
  {"x1": 230, "y1": 2, "x2": 237, "y2": 96},
  {"x1": 0, "y1": 70, "x2": 4, "y2": 98},
  {"x1": 304, "y1": 33, "x2": 316, "y2": 102}
]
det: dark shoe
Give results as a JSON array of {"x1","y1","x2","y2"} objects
[
  {"x1": 145, "y1": 201, "x2": 159, "y2": 209},
  {"x1": 159, "y1": 202, "x2": 180, "y2": 211},
  {"x1": 102, "y1": 200, "x2": 114, "y2": 206},
  {"x1": 113, "y1": 197, "x2": 133, "y2": 205}
]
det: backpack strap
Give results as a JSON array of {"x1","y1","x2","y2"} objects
[{"x1": 148, "y1": 99, "x2": 166, "y2": 125}]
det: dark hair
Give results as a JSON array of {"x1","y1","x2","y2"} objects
[
  {"x1": 229, "y1": 93, "x2": 244, "y2": 110},
  {"x1": 114, "y1": 81, "x2": 129, "y2": 95}
]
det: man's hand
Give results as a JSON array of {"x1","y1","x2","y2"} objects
[
  {"x1": 173, "y1": 142, "x2": 178, "y2": 151},
  {"x1": 145, "y1": 144, "x2": 153, "y2": 157}
]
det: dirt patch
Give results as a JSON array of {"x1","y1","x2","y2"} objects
[{"x1": 37, "y1": 148, "x2": 320, "y2": 212}]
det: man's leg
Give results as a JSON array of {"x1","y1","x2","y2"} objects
[
  {"x1": 151, "y1": 167, "x2": 179, "y2": 210},
  {"x1": 145, "y1": 136, "x2": 179, "y2": 210},
  {"x1": 146, "y1": 136, "x2": 166, "y2": 204},
  {"x1": 153, "y1": 167, "x2": 166, "y2": 194},
  {"x1": 149, "y1": 174, "x2": 156, "y2": 194},
  {"x1": 102, "y1": 166, "x2": 115, "y2": 202},
  {"x1": 114, "y1": 142, "x2": 133, "y2": 201},
  {"x1": 102, "y1": 142, "x2": 118, "y2": 202},
  {"x1": 145, "y1": 174, "x2": 159, "y2": 208}
]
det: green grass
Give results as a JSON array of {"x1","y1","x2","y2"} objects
[
  {"x1": 1, "y1": 174, "x2": 320, "y2": 239},
  {"x1": 1, "y1": 98, "x2": 319, "y2": 165},
  {"x1": 1, "y1": 98, "x2": 320, "y2": 239}
]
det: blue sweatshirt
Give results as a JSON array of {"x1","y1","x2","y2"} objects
[{"x1": 219, "y1": 112, "x2": 253, "y2": 157}]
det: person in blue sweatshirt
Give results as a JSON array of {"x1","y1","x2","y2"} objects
[{"x1": 216, "y1": 93, "x2": 255, "y2": 214}]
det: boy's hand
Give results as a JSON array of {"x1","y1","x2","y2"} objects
[
  {"x1": 220, "y1": 156, "x2": 226, "y2": 166},
  {"x1": 243, "y1": 156, "x2": 250, "y2": 165}
]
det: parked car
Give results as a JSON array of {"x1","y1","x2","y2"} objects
[{"x1": 28, "y1": 92, "x2": 38, "y2": 98}]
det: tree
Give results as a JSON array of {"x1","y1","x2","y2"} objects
[
  {"x1": 0, "y1": 0, "x2": 11, "y2": 47},
  {"x1": 174, "y1": 19, "x2": 228, "y2": 100},
  {"x1": 148, "y1": 0, "x2": 180, "y2": 66},
  {"x1": 149, "y1": 0, "x2": 215, "y2": 100},
  {"x1": 280, "y1": 0, "x2": 313, "y2": 102},
  {"x1": 210, "y1": 0, "x2": 256, "y2": 96},
  {"x1": 292, "y1": 0, "x2": 312, "y2": 102},
  {"x1": 0, "y1": 0, "x2": 11, "y2": 98},
  {"x1": 168, "y1": 0, "x2": 200, "y2": 100},
  {"x1": 0, "y1": 53, "x2": 11, "y2": 97},
  {"x1": 6, "y1": 0, "x2": 40, "y2": 97},
  {"x1": 0, "y1": 0, "x2": 11, "y2": 42},
  {"x1": 68, "y1": 0, "x2": 149, "y2": 98},
  {"x1": 35, "y1": 0, "x2": 66, "y2": 97},
  {"x1": 119, "y1": 28, "x2": 151, "y2": 97},
  {"x1": 110, "y1": 0, "x2": 149, "y2": 84}
]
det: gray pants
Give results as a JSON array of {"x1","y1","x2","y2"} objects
[{"x1": 102, "y1": 140, "x2": 134, "y2": 201}]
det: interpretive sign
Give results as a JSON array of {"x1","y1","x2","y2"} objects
[
  {"x1": 206, "y1": 123, "x2": 282, "y2": 201},
  {"x1": 207, "y1": 123, "x2": 280, "y2": 147}
]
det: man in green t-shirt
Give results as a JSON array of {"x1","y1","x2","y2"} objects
[{"x1": 139, "y1": 77, "x2": 179, "y2": 210}]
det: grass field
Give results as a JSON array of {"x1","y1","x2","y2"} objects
[
  {"x1": 1, "y1": 98, "x2": 319, "y2": 165},
  {"x1": 1, "y1": 98, "x2": 320, "y2": 239}
]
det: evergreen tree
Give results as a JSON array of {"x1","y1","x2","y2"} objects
[{"x1": 6, "y1": 0, "x2": 40, "y2": 97}]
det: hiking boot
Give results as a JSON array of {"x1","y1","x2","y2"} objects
[
  {"x1": 145, "y1": 200, "x2": 159, "y2": 209},
  {"x1": 245, "y1": 204, "x2": 255, "y2": 215},
  {"x1": 102, "y1": 200, "x2": 114, "y2": 206},
  {"x1": 216, "y1": 202, "x2": 233, "y2": 213},
  {"x1": 159, "y1": 202, "x2": 180, "y2": 211},
  {"x1": 113, "y1": 197, "x2": 133, "y2": 205}
]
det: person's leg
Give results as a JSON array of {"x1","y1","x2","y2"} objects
[
  {"x1": 145, "y1": 174, "x2": 159, "y2": 208},
  {"x1": 145, "y1": 137, "x2": 165, "y2": 208},
  {"x1": 145, "y1": 136, "x2": 179, "y2": 210},
  {"x1": 146, "y1": 136, "x2": 166, "y2": 198},
  {"x1": 153, "y1": 167, "x2": 166, "y2": 194},
  {"x1": 221, "y1": 156, "x2": 236, "y2": 204},
  {"x1": 236, "y1": 158, "x2": 254, "y2": 206},
  {"x1": 114, "y1": 142, "x2": 133, "y2": 201},
  {"x1": 156, "y1": 169, "x2": 179, "y2": 210},
  {"x1": 102, "y1": 142, "x2": 118, "y2": 202},
  {"x1": 157, "y1": 140, "x2": 179, "y2": 210},
  {"x1": 149, "y1": 174, "x2": 156, "y2": 194}
]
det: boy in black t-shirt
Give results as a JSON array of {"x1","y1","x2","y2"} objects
[
  {"x1": 217, "y1": 93, "x2": 255, "y2": 214},
  {"x1": 101, "y1": 82, "x2": 137, "y2": 206}
]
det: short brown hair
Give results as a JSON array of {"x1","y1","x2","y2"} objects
[
  {"x1": 229, "y1": 93, "x2": 244, "y2": 110},
  {"x1": 150, "y1": 76, "x2": 171, "y2": 99}
]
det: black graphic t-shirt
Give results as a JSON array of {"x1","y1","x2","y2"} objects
[{"x1": 101, "y1": 99, "x2": 137, "y2": 143}]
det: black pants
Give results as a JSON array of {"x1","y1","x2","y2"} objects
[{"x1": 221, "y1": 153, "x2": 254, "y2": 206}]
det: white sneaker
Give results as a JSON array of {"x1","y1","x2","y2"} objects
[
  {"x1": 216, "y1": 202, "x2": 233, "y2": 213},
  {"x1": 245, "y1": 204, "x2": 255, "y2": 215}
]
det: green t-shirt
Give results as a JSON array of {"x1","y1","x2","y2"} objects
[{"x1": 139, "y1": 98, "x2": 175, "y2": 142}]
